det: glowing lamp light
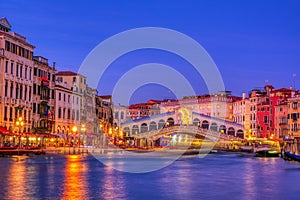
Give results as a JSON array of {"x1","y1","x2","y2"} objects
[{"x1": 72, "y1": 126, "x2": 78, "y2": 133}]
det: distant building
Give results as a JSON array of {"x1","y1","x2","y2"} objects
[
  {"x1": 55, "y1": 71, "x2": 99, "y2": 146},
  {"x1": 161, "y1": 91, "x2": 240, "y2": 122},
  {"x1": 54, "y1": 81, "x2": 76, "y2": 135},
  {"x1": 96, "y1": 95, "x2": 113, "y2": 133},
  {"x1": 127, "y1": 100, "x2": 162, "y2": 120},
  {"x1": 255, "y1": 85, "x2": 296, "y2": 138},
  {"x1": 233, "y1": 92, "x2": 251, "y2": 138},
  {"x1": 287, "y1": 93, "x2": 300, "y2": 138}
]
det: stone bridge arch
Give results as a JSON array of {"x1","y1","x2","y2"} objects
[{"x1": 149, "y1": 121, "x2": 157, "y2": 131}]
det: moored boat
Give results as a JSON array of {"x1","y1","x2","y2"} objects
[{"x1": 282, "y1": 137, "x2": 300, "y2": 162}]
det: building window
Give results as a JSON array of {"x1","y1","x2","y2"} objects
[
  {"x1": 29, "y1": 69, "x2": 32, "y2": 80},
  {"x1": 63, "y1": 93, "x2": 66, "y2": 102},
  {"x1": 15, "y1": 84, "x2": 19, "y2": 99},
  {"x1": 37, "y1": 85, "x2": 41, "y2": 95},
  {"x1": 29, "y1": 87, "x2": 31, "y2": 101},
  {"x1": 10, "y1": 82, "x2": 13, "y2": 98},
  {"x1": 72, "y1": 110, "x2": 75, "y2": 120},
  {"x1": 9, "y1": 107, "x2": 13, "y2": 121},
  {"x1": 33, "y1": 103, "x2": 36, "y2": 113},
  {"x1": 37, "y1": 104, "x2": 40, "y2": 114},
  {"x1": 293, "y1": 102, "x2": 298, "y2": 109},
  {"x1": 20, "y1": 85, "x2": 23, "y2": 100},
  {"x1": 5, "y1": 60, "x2": 8, "y2": 73},
  {"x1": 264, "y1": 116, "x2": 269, "y2": 124},
  {"x1": 4, "y1": 81, "x2": 8, "y2": 97},
  {"x1": 59, "y1": 92, "x2": 61, "y2": 101},
  {"x1": 73, "y1": 77, "x2": 76, "y2": 83},
  {"x1": 25, "y1": 67, "x2": 27, "y2": 79},
  {"x1": 33, "y1": 67, "x2": 37, "y2": 76},
  {"x1": 24, "y1": 86, "x2": 27, "y2": 101},
  {"x1": 5, "y1": 40, "x2": 10, "y2": 51},
  {"x1": 11, "y1": 63, "x2": 14, "y2": 74},
  {"x1": 4, "y1": 106, "x2": 8, "y2": 121},
  {"x1": 33, "y1": 84, "x2": 37, "y2": 95},
  {"x1": 28, "y1": 110, "x2": 31, "y2": 123},
  {"x1": 76, "y1": 110, "x2": 79, "y2": 121},
  {"x1": 67, "y1": 109, "x2": 71, "y2": 119},
  {"x1": 20, "y1": 65, "x2": 23, "y2": 78},
  {"x1": 16, "y1": 64, "x2": 19, "y2": 77},
  {"x1": 58, "y1": 107, "x2": 62, "y2": 118},
  {"x1": 63, "y1": 108, "x2": 66, "y2": 119}
]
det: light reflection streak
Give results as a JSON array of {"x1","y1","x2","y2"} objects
[
  {"x1": 62, "y1": 155, "x2": 88, "y2": 199},
  {"x1": 102, "y1": 162, "x2": 127, "y2": 200},
  {"x1": 243, "y1": 159, "x2": 257, "y2": 199},
  {"x1": 7, "y1": 161, "x2": 26, "y2": 199}
]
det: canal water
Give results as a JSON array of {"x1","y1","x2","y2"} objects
[{"x1": 0, "y1": 153, "x2": 299, "y2": 200}]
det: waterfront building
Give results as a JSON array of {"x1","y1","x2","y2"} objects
[
  {"x1": 160, "y1": 91, "x2": 240, "y2": 122},
  {"x1": 271, "y1": 88, "x2": 295, "y2": 139},
  {"x1": 0, "y1": 17, "x2": 34, "y2": 134},
  {"x1": 32, "y1": 56, "x2": 56, "y2": 134},
  {"x1": 95, "y1": 95, "x2": 113, "y2": 146},
  {"x1": 113, "y1": 105, "x2": 128, "y2": 128},
  {"x1": 287, "y1": 93, "x2": 300, "y2": 138},
  {"x1": 96, "y1": 95, "x2": 113, "y2": 131},
  {"x1": 55, "y1": 71, "x2": 100, "y2": 146},
  {"x1": 83, "y1": 87, "x2": 98, "y2": 146},
  {"x1": 233, "y1": 92, "x2": 251, "y2": 138},
  {"x1": 54, "y1": 81, "x2": 78, "y2": 137},
  {"x1": 255, "y1": 85, "x2": 295, "y2": 138},
  {"x1": 274, "y1": 102, "x2": 289, "y2": 139},
  {"x1": 127, "y1": 100, "x2": 162, "y2": 120},
  {"x1": 256, "y1": 85, "x2": 273, "y2": 138}
]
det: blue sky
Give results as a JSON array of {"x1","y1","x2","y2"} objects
[{"x1": 1, "y1": 0, "x2": 300, "y2": 104}]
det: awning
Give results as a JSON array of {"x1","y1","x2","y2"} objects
[{"x1": 0, "y1": 126, "x2": 11, "y2": 135}]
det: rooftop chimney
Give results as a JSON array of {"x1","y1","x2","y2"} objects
[{"x1": 53, "y1": 62, "x2": 56, "y2": 70}]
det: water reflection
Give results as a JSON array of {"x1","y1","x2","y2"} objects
[
  {"x1": 243, "y1": 159, "x2": 257, "y2": 199},
  {"x1": 62, "y1": 155, "x2": 88, "y2": 199},
  {"x1": 7, "y1": 161, "x2": 27, "y2": 199},
  {"x1": 102, "y1": 165, "x2": 127, "y2": 200},
  {"x1": 1, "y1": 154, "x2": 300, "y2": 200}
]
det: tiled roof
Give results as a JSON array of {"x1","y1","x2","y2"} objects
[
  {"x1": 98, "y1": 95, "x2": 112, "y2": 99},
  {"x1": 56, "y1": 71, "x2": 78, "y2": 76}
]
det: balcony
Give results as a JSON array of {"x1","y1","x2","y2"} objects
[{"x1": 40, "y1": 95, "x2": 50, "y2": 101}]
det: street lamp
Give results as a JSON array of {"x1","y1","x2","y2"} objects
[
  {"x1": 16, "y1": 117, "x2": 24, "y2": 147},
  {"x1": 72, "y1": 126, "x2": 77, "y2": 147}
]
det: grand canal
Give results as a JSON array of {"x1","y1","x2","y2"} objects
[{"x1": 0, "y1": 153, "x2": 300, "y2": 200}]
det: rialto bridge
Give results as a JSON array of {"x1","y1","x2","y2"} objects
[{"x1": 120, "y1": 109, "x2": 245, "y2": 141}]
